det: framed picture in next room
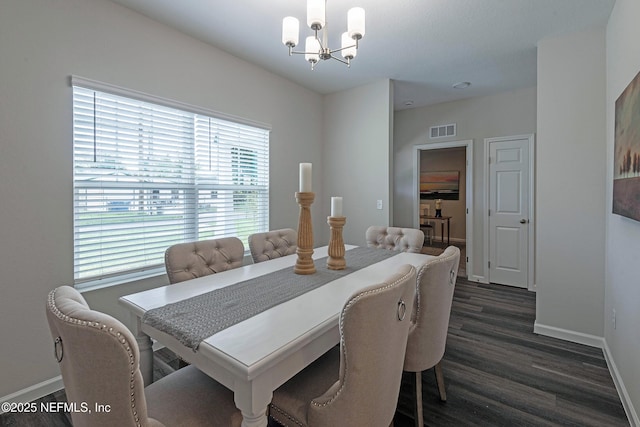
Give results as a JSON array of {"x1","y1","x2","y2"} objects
[
  {"x1": 419, "y1": 170, "x2": 460, "y2": 200},
  {"x1": 613, "y1": 69, "x2": 640, "y2": 222}
]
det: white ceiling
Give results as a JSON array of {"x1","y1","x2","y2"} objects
[{"x1": 108, "y1": 0, "x2": 615, "y2": 110}]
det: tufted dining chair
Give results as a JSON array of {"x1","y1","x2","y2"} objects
[
  {"x1": 164, "y1": 237, "x2": 245, "y2": 284},
  {"x1": 269, "y1": 264, "x2": 417, "y2": 427},
  {"x1": 365, "y1": 226, "x2": 425, "y2": 254},
  {"x1": 404, "y1": 246, "x2": 460, "y2": 426},
  {"x1": 45, "y1": 285, "x2": 242, "y2": 427},
  {"x1": 248, "y1": 228, "x2": 297, "y2": 263}
]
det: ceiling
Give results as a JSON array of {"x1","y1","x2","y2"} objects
[{"x1": 108, "y1": 0, "x2": 615, "y2": 110}]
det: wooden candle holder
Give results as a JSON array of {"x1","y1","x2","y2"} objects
[
  {"x1": 294, "y1": 192, "x2": 316, "y2": 275},
  {"x1": 327, "y1": 216, "x2": 346, "y2": 270}
]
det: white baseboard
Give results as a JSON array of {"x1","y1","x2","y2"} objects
[
  {"x1": 428, "y1": 237, "x2": 466, "y2": 245},
  {"x1": 603, "y1": 341, "x2": 639, "y2": 427},
  {"x1": 533, "y1": 322, "x2": 604, "y2": 348},
  {"x1": 0, "y1": 376, "x2": 64, "y2": 414},
  {"x1": 469, "y1": 274, "x2": 488, "y2": 284}
]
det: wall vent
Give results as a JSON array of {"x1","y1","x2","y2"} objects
[{"x1": 429, "y1": 123, "x2": 456, "y2": 139}]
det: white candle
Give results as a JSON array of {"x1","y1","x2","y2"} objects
[
  {"x1": 331, "y1": 196, "x2": 343, "y2": 217},
  {"x1": 299, "y1": 163, "x2": 312, "y2": 192}
]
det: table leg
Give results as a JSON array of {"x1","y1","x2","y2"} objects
[
  {"x1": 441, "y1": 221, "x2": 444, "y2": 246},
  {"x1": 132, "y1": 315, "x2": 154, "y2": 385},
  {"x1": 234, "y1": 382, "x2": 271, "y2": 427},
  {"x1": 447, "y1": 218, "x2": 450, "y2": 246}
]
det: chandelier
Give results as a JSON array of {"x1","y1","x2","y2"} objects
[{"x1": 281, "y1": 0, "x2": 365, "y2": 70}]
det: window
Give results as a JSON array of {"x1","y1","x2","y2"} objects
[{"x1": 72, "y1": 80, "x2": 269, "y2": 285}]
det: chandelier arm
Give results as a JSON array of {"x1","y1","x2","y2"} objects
[
  {"x1": 289, "y1": 49, "x2": 317, "y2": 56},
  {"x1": 331, "y1": 43, "x2": 357, "y2": 54},
  {"x1": 329, "y1": 55, "x2": 350, "y2": 66},
  {"x1": 314, "y1": 29, "x2": 326, "y2": 51}
]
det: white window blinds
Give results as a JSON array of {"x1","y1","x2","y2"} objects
[{"x1": 72, "y1": 85, "x2": 269, "y2": 284}]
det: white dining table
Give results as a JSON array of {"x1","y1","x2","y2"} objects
[{"x1": 119, "y1": 245, "x2": 432, "y2": 427}]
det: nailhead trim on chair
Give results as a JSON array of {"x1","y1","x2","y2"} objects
[
  {"x1": 413, "y1": 247, "x2": 458, "y2": 326},
  {"x1": 47, "y1": 289, "x2": 143, "y2": 427},
  {"x1": 310, "y1": 266, "x2": 415, "y2": 409},
  {"x1": 269, "y1": 404, "x2": 305, "y2": 427}
]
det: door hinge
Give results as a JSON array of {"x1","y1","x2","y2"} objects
[
  {"x1": 488, "y1": 209, "x2": 491, "y2": 216},
  {"x1": 488, "y1": 156, "x2": 492, "y2": 164},
  {"x1": 466, "y1": 208, "x2": 469, "y2": 214},
  {"x1": 466, "y1": 256, "x2": 469, "y2": 262},
  {"x1": 488, "y1": 261, "x2": 491, "y2": 268}
]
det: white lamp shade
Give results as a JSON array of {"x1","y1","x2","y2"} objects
[
  {"x1": 305, "y1": 36, "x2": 321, "y2": 63},
  {"x1": 282, "y1": 16, "x2": 300, "y2": 47},
  {"x1": 307, "y1": 0, "x2": 325, "y2": 29},
  {"x1": 347, "y1": 7, "x2": 365, "y2": 39},
  {"x1": 341, "y1": 32, "x2": 357, "y2": 59}
]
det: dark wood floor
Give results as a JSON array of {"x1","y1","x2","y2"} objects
[
  {"x1": 394, "y1": 278, "x2": 628, "y2": 426},
  {"x1": 1, "y1": 278, "x2": 628, "y2": 426}
]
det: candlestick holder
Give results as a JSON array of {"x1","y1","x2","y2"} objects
[
  {"x1": 294, "y1": 191, "x2": 316, "y2": 275},
  {"x1": 327, "y1": 216, "x2": 347, "y2": 270}
]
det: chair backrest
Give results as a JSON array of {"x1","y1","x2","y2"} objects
[
  {"x1": 164, "y1": 237, "x2": 245, "y2": 284},
  {"x1": 404, "y1": 246, "x2": 461, "y2": 373},
  {"x1": 248, "y1": 228, "x2": 297, "y2": 263},
  {"x1": 308, "y1": 264, "x2": 416, "y2": 427},
  {"x1": 365, "y1": 226, "x2": 425, "y2": 253},
  {"x1": 45, "y1": 286, "x2": 154, "y2": 427}
]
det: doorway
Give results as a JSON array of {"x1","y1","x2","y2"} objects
[
  {"x1": 413, "y1": 140, "x2": 473, "y2": 278},
  {"x1": 484, "y1": 134, "x2": 535, "y2": 290}
]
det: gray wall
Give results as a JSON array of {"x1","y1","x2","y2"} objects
[
  {"x1": 393, "y1": 87, "x2": 536, "y2": 279},
  {"x1": 323, "y1": 80, "x2": 394, "y2": 246},
  {"x1": 0, "y1": 0, "x2": 324, "y2": 399},
  {"x1": 605, "y1": 0, "x2": 640, "y2": 421},
  {"x1": 535, "y1": 29, "x2": 606, "y2": 339}
]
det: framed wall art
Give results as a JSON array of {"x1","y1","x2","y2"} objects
[
  {"x1": 419, "y1": 170, "x2": 460, "y2": 200},
  {"x1": 613, "y1": 69, "x2": 640, "y2": 222}
]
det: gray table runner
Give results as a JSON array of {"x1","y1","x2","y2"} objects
[{"x1": 143, "y1": 247, "x2": 398, "y2": 350}]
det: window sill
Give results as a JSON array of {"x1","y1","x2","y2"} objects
[{"x1": 75, "y1": 267, "x2": 167, "y2": 293}]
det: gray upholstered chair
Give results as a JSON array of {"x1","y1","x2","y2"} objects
[
  {"x1": 365, "y1": 226, "x2": 425, "y2": 253},
  {"x1": 164, "y1": 236, "x2": 245, "y2": 284},
  {"x1": 404, "y1": 246, "x2": 460, "y2": 426},
  {"x1": 248, "y1": 228, "x2": 297, "y2": 263},
  {"x1": 45, "y1": 285, "x2": 242, "y2": 427},
  {"x1": 269, "y1": 264, "x2": 417, "y2": 427}
]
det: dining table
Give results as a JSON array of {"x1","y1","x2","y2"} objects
[{"x1": 119, "y1": 245, "x2": 433, "y2": 427}]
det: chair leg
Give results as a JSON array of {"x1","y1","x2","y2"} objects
[
  {"x1": 434, "y1": 362, "x2": 447, "y2": 401},
  {"x1": 413, "y1": 371, "x2": 424, "y2": 427}
]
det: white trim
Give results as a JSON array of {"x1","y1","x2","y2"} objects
[
  {"x1": 483, "y1": 134, "x2": 536, "y2": 290},
  {"x1": 70, "y1": 75, "x2": 272, "y2": 131},
  {"x1": 430, "y1": 237, "x2": 466, "y2": 244},
  {"x1": 603, "y1": 341, "x2": 639, "y2": 426},
  {"x1": 0, "y1": 376, "x2": 64, "y2": 413},
  {"x1": 425, "y1": 236, "x2": 467, "y2": 245},
  {"x1": 533, "y1": 322, "x2": 604, "y2": 348},
  {"x1": 75, "y1": 267, "x2": 166, "y2": 293},
  {"x1": 469, "y1": 274, "x2": 489, "y2": 283},
  {"x1": 413, "y1": 140, "x2": 473, "y2": 276}
]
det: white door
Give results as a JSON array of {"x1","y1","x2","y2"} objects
[{"x1": 488, "y1": 137, "x2": 530, "y2": 288}]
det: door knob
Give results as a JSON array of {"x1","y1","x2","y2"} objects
[{"x1": 520, "y1": 219, "x2": 527, "y2": 224}]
